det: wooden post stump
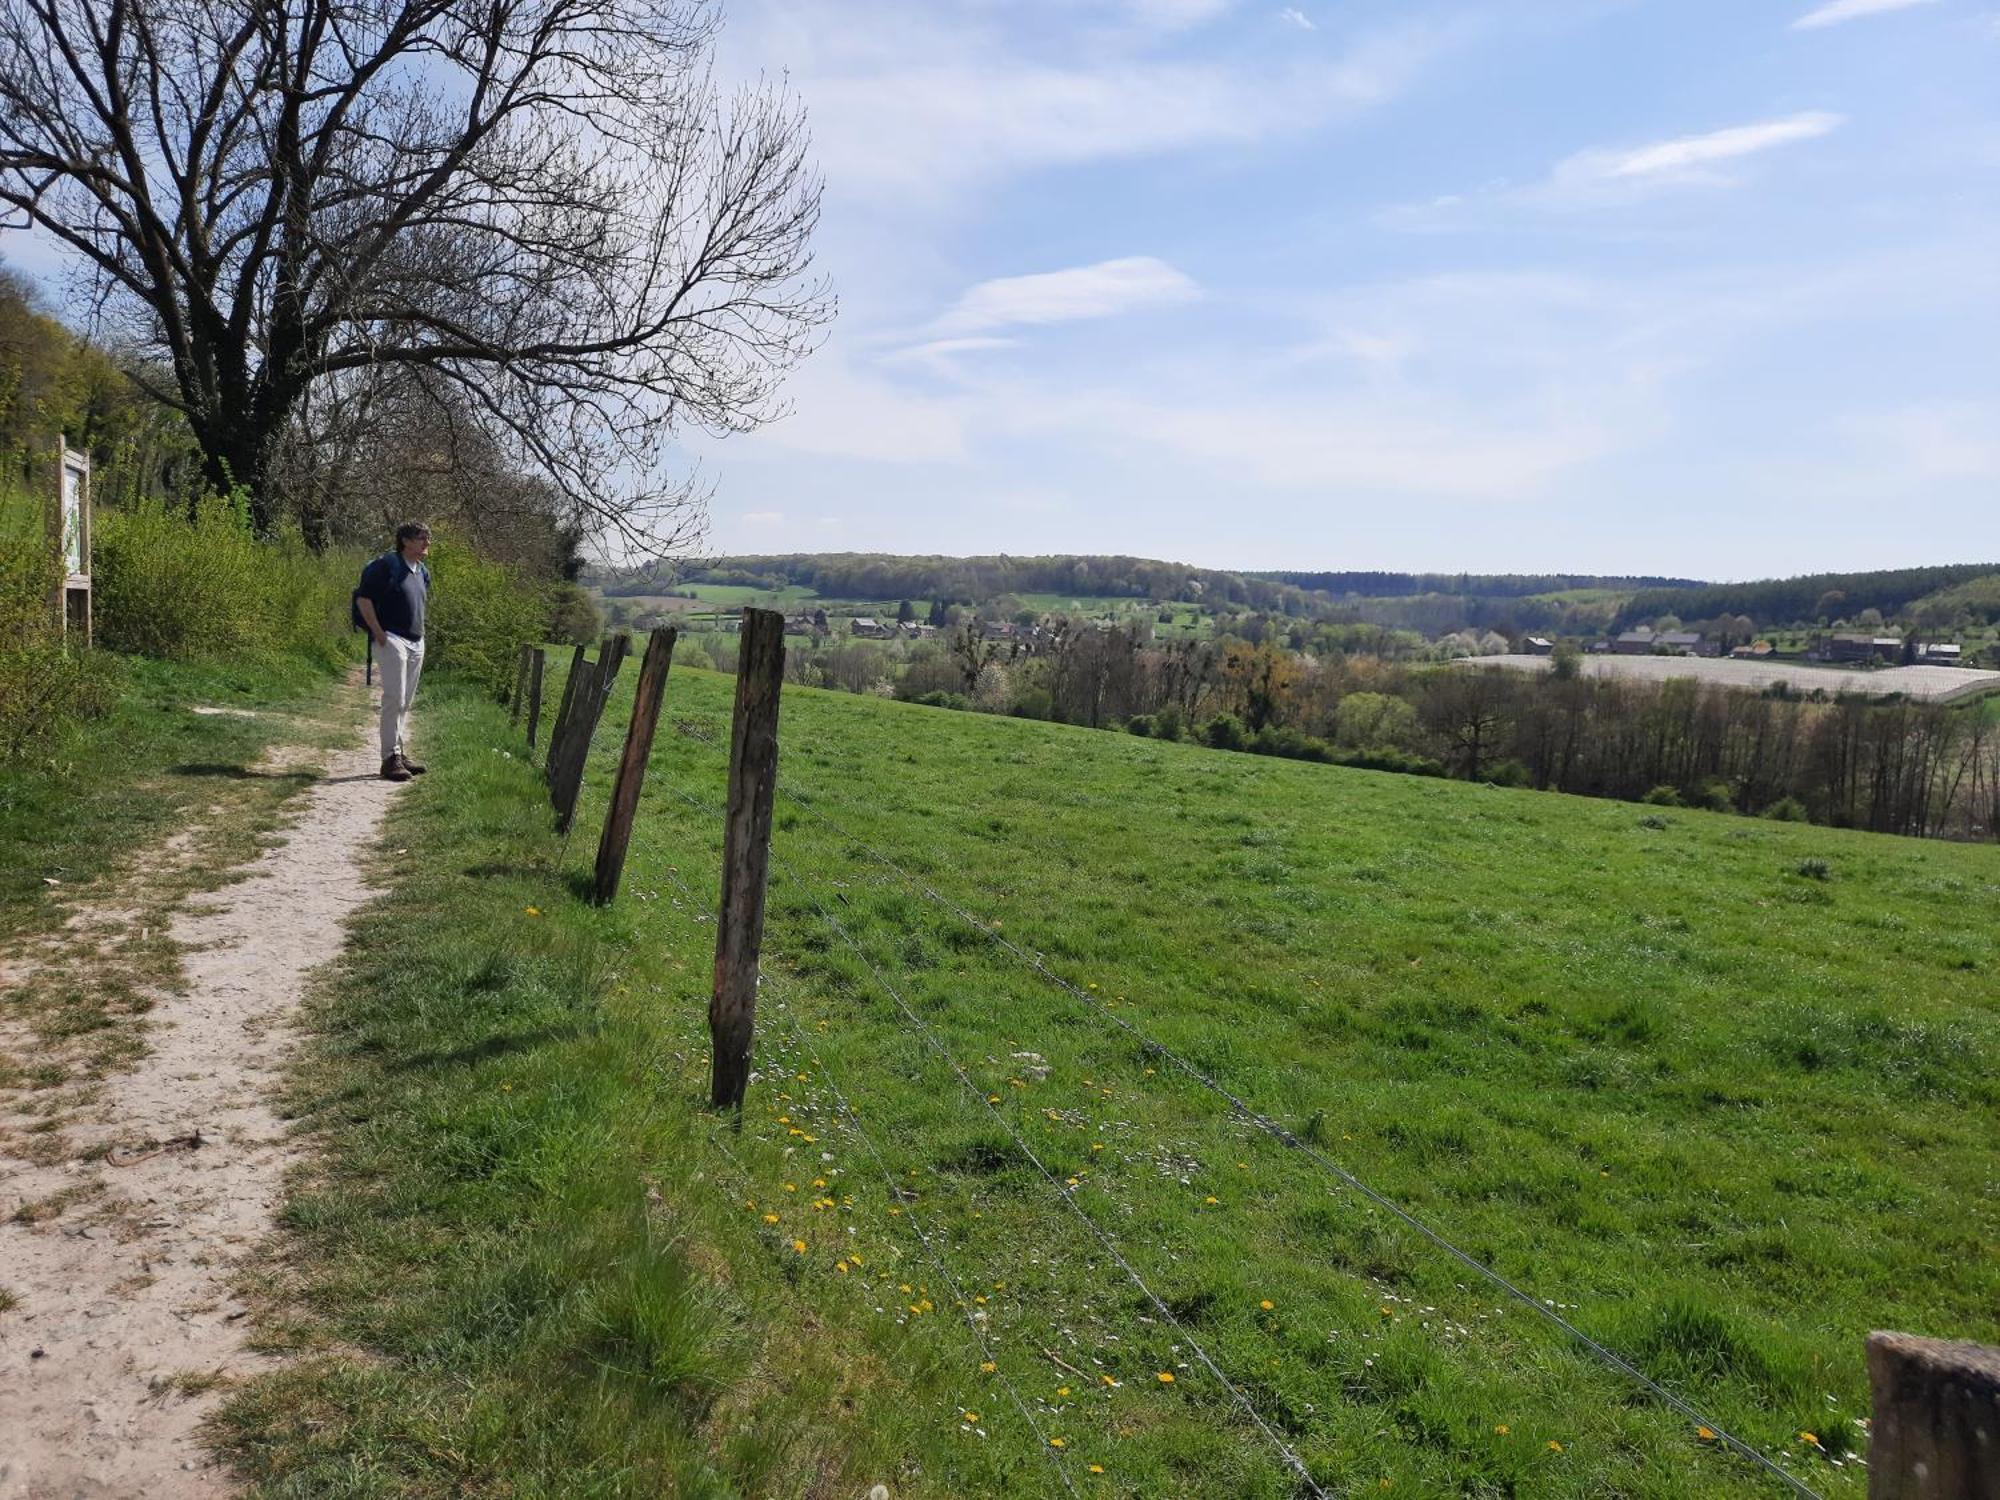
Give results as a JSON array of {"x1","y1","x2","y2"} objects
[
  {"x1": 593, "y1": 627, "x2": 677, "y2": 904},
  {"x1": 709, "y1": 608, "x2": 785, "y2": 1112},
  {"x1": 526, "y1": 649, "x2": 546, "y2": 754},
  {"x1": 1867, "y1": 1332, "x2": 2000, "y2": 1500}
]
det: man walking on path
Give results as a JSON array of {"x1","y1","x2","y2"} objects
[{"x1": 354, "y1": 523, "x2": 432, "y2": 783}]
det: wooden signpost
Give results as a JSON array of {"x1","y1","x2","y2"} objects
[
  {"x1": 710, "y1": 608, "x2": 785, "y2": 1111},
  {"x1": 592, "y1": 627, "x2": 677, "y2": 905},
  {"x1": 54, "y1": 439, "x2": 91, "y2": 645}
]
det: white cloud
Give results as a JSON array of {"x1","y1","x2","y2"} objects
[
  {"x1": 1792, "y1": 0, "x2": 1938, "y2": 30},
  {"x1": 932, "y1": 257, "x2": 1199, "y2": 336},
  {"x1": 1278, "y1": 7, "x2": 1315, "y2": 30},
  {"x1": 781, "y1": 20, "x2": 1461, "y2": 200},
  {"x1": 1558, "y1": 111, "x2": 1843, "y2": 183},
  {"x1": 741, "y1": 511, "x2": 785, "y2": 525},
  {"x1": 880, "y1": 336, "x2": 1020, "y2": 369}
]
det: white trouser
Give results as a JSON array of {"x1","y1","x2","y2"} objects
[{"x1": 377, "y1": 633, "x2": 425, "y2": 761}]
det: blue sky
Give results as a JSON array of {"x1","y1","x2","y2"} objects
[{"x1": 697, "y1": 0, "x2": 1999, "y2": 577}]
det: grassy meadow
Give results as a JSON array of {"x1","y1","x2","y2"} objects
[{"x1": 228, "y1": 657, "x2": 1999, "y2": 1498}]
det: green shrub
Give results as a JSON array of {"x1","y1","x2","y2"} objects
[
  {"x1": 1124, "y1": 714, "x2": 1155, "y2": 737},
  {"x1": 94, "y1": 494, "x2": 349, "y2": 665},
  {"x1": 1641, "y1": 784, "x2": 1683, "y2": 807},
  {"x1": 1203, "y1": 713, "x2": 1247, "y2": 751},
  {"x1": 1763, "y1": 795, "x2": 1809, "y2": 822},
  {"x1": 1693, "y1": 778, "x2": 1736, "y2": 814},
  {"x1": 1794, "y1": 857, "x2": 1832, "y2": 881},
  {"x1": 1249, "y1": 724, "x2": 1335, "y2": 763},
  {"x1": 421, "y1": 533, "x2": 549, "y2": 696},
  {"x1": 1009, "y1": 687, "x2": 1052, "y2": 721},
  {"x1": 0, "y1": 485, "x2": 112, "y2": 757}
]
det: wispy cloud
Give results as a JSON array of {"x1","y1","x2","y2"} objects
[
  {"x1": 1278, "y1": 7, "x2": 1315, "y2": 30},
  {"x1": 932, "y1": 257, "x2": 1199, "y2": 336},
  {"x1": 1792, "y1": 0, "x2": 1938, "y2": 30},
  {"x1": 776, "y1": 19, "x2": 1463, "y2": 200},
  {"x1": 1557, "y1": 111, "x2": 1843, "y2": 183}
]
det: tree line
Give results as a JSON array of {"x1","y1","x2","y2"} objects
[{"x1": 759, "y1": 614, "x2": 2000, "y2": 842}]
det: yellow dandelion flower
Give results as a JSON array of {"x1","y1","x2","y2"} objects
[
  {"x1": 974, "y1": 1295, "x2": 987, "y2": 1304},
  {"x1": 835, "y1": 1262, "x2": 849, "y2": 1274},
  {"x1": 791, "y1": 1239, "x2": 806, "y2": 1254},
  {"x1": 847, "y1": 1252, "x2": 863, "y2": 1266},
  {"x1": 524, "y1": 906, "x2": 541, "y2": 917},
  {"x1": 762, "y1": 1213, "x2": 779, "y2": 1224},
  {"x1": 1547, "y1": 1440, "x2": 1563, "y2": 1452},
  {"x1": 987, "y1": 1094, "x2": 1001, "y2": 1103},
  {"x1": 1494, "y1": 1424, "x2": 1509, "y2": 1435},
  {"x1": 783, "y1": 1182, "x2": 797, "y2": 1192},
  {"x1": 1799, "y1": 1431, "x2": 1819, "y2": 1446},
  {"x1": 962, "y1": 1410, "x2": 979, "y2": 1424},
  {"x1": 981, "y1": 1361, "x2": 997, "y2": 1373},
  {"x1": 900, "y1": 1283, "x2": 914, "y2": 1294},
  {"x1": 1204, "y1": 1195, "x2": 1219, "y2": 1205},
  {"x1": 1697, "y1": 1427, "x2": 1716, "y2": 1441},
  {"x1": 1157, "y1": 1371, "x2": 1175, "y2": 1384},
  {"x1": 1091, "y1": 1142, "x2": 1104, "y2": 1151},
  {"x1": 1050, "y1": 1437, "x2": 1066, "y2": 1449},
  {"x1": 1089, "y1": 1464, "x2": 1104, "y2": 1474},
  {"x1": 812, "y1": 1177, "x2": 826, "y2": 1188}
]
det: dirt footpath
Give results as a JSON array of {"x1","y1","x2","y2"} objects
[{"x1": 0, "y1": 706, "x2": 399, "y2": 1499}]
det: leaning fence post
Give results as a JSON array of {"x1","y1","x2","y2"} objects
[
  {"x1": 553, "y1": 634, "x2": 632, "y2": 834},
  {"x1": 525, "y1": 648, "x2": 546, "y2": 755},
  {"x1": 592, "y1": 627, "x2": 677, "y2": 905},
  {"x1": 510, "y1": 644, "x2": 532, "y2": 723},
  {"x1": 545, "y1": 644, "x2": 587, "y2": 789},
  {"x1": 1867, "y1": 1332, "x2": 2000, "y2": 1500},
  {"x1": 710, "y1": 608, "x2": 785, "y2": 1112},
  {"x1": 549, "y1": 655, "x2": 600, "y2": 813}
]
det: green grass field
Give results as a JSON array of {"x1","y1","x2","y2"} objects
[{"x1": 228, "y1": 660, "x2": 1999, "y2": 1497}]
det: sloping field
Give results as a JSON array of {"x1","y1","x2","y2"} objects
[
  {"x1": 239, "y1": 665, "x2": 2000, "y2": 1498},
  {"x1": 1475, "y1": 652, "x2": 2000, "y2": 702}
]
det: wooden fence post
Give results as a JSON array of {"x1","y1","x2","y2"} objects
[
  {"x1": 1867, "y1": 1332, "x2": 2000, "y2": 1500},
  {"x1": 553, "y1": 633, "x2": 632, "y2": 833},
  {"x1": 592, "y1": 627, "x2": 678, "y2": 905},
  {"x1": 510, "y1": 644, "x2": 532, "y2": 723},
  {"x1": 545, "y1": 644, "x2": 588, "y2": 788},
  {"x1": 525, "y1": 649, "x2": 546, "y2": 754},
  {"x1": 548, "y1": 655, "x2": 599, "y2": 811},
  {"x1": 710, "y1": 608, "x2": 785, "y2": 1112}
]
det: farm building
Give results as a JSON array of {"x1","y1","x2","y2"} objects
[
  {"x1": 1611, "y1": 627, "x2": 1655, "y2": 654},
  {"x1": 1918, "y1": 642, "x2": 1964, "y2": 666},
  {"x1": 1522, "y1": 636, "x2": 1554, "y2": 655},
  {"x1": 1819, "y1": 633, "x2": 1902, "y2": 664}
]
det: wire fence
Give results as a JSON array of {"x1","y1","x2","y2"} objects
[{"x1": 533, "y1": 639, "x2": 1832, "y2": 1500}]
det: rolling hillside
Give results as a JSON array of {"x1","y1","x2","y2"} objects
[{"x1": 242, "y1": 661, "x2": 2000, "y2": 1497}]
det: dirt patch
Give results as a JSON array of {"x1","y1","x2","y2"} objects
[{"x1": 0, "y1": 706, "x2": 401, "y2": 1498}]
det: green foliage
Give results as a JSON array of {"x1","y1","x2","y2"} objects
[
  {"x1": 0, "y1": 485, "x2": 110, "y2": 757},
  {"x1": 94, "y1": 494, "x2": 348, "y2": 665},
  {"x1": 1203, "y1": 712, "x2": 1248, "y2": 750},
  {"x1": 1641, "y1": 785, "x2": 1684, "y2": 807},
  {"x1": 1794, "y1": 857, "x2": 1833, "y2": 881},
  {"x1": 1763, "y1": 796, "x2": 1809, "y2": 823},
  {"x1": 423, "y1": 533, "x2": 547, "y2": 695},
  {"x1": 544, "y1": 581, "x2": 603, "y2": 645}
]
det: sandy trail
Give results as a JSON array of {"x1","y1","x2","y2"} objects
[{"x1": 0, "y1": 710, "x2": 400, "y2": 1499}]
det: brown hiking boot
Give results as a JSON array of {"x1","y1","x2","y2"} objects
[
  {"x1": 396, "y1": 753, "x2": 427, "y2": 775},
  {"x1": 380, "y1": 756, "x2": 413, "y2": 783}
]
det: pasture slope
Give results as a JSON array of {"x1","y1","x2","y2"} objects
[{"x1": 225, "y1": 661, "x2": 2000, "y2": 1499}]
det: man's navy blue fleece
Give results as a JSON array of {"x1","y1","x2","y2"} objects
[{"x1": 356, "y1": 552, "x2": 429, "y2": 642}]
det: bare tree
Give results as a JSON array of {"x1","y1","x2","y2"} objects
[{"x1": 0, "y1": 0, "x2": 829, "y2": 549}]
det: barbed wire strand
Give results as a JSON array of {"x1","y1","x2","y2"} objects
[
  {"x1": 743, "y1": 833, "x2": 1327, "y2": 1496},
  {"x1": 660, "y1": 718, "x2": 1822, "y2": 1500},
  {"x1": 633, "y1": 811, "x2": 1084, "y2": 1497}
]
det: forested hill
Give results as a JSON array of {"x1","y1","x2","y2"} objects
[
  {"x1": 1614, "y1": 564, "x2": 2000, "y2": 631},
  {"x1": 637, "y1": 553, "x2": 1708, "y2": 608},
  {"x1": 1256, "y1": 570, "x2": 1703, "y2": 598}
]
